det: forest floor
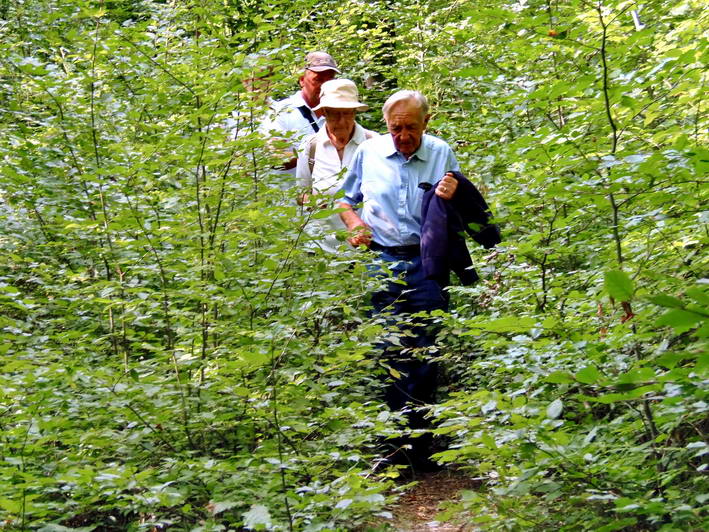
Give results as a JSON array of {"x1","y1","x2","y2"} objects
[{"x1": 388, "y1": 467, "x2": 481, "y2": 532}]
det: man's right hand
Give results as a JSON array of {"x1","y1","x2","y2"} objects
[
  {"x1": 338, "y1": 202, "x2": 373, "y2": 248},
  {"x1": 347, "y1": 225, "x2": 372, "y2": 248}
]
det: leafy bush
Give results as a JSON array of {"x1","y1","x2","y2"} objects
[{"x1": 1, "y1": 0, "x2": 706, "y2": 530}]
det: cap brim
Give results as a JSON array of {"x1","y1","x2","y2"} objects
[{"x1": 307, "y1": 66, "x2": 341, "y2": 73}]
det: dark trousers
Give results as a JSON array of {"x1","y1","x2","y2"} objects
[{"x1": 369, "y1": 249, "x2": 449, "y2": 438}]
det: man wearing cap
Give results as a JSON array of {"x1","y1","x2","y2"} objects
[
  {"x1": 296, "y1": 79, "x2": 377, "y2": 252},
  {"x1": 261, "y1": 51, "x2": 340, "y2": 174}
]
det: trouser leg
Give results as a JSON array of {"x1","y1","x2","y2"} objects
[{"x1": 370, "y1": 253, "x2": 448, "y2": 467}]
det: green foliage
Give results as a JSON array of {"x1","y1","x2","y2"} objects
[
  {"x1": 1, "y1": 0, "x2": 707, "y2": 530},
  {"x1": 0, "y1": 2, "x2": 401, "y2": 529}
]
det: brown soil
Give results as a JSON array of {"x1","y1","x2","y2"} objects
[{"x1": 388, "y1": 468, "x2": 481, "y2": 531}]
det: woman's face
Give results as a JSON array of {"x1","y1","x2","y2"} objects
[{"x1": 324, "y1": 108, "x2": 356, "y2": 142}]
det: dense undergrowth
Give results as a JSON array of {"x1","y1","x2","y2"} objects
[{"x1": 1, "y1": 0, "x2": 707, "y2": 530}]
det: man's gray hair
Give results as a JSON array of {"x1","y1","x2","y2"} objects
[{"x1": 382, "y1": 90, "x2": 429, "y2": 121}]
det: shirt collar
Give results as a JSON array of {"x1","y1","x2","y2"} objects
[
  {"x1": 383, "y1": 134, "x2": 398, "y2": 158},
  {"x1": 384, "y1": 133, "x2": 429, "y2": 161},
  {"x1": 351, "y1": 123, "x2": 367, "y2": 144},
  {"x1": 289, "y1": 91, "x2": 311, "y2": 110},
  {"x1": 410, "y1": 135, "x2": 430, "y2": 161}
]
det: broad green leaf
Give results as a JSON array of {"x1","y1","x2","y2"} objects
[
  {"x1": 604, "y1": 270, "x2": 633, "y2": 301},
  {"x1": 616, "y1": 367, "x2": 655, "y2": 384},
  {"x1": 696, "y1": 321, "x2": 709, "y2": 339},
  {"x1": 480, "y1": 433, "x2": 497, "y2": 450},
  {"x1": 546, "y1": 371, "x2": 574, "y2": 384},
  {"x1": 583, "y1": 384, "x2": 661, "y2": 404},
  {"x1": 656, "y1": 309, "x2": 704, "y2": 332},
  {"x1": 596, "y1": 518, "x2": 638, "y2": 532},
  {"x1": 362, "y1": 493, "x2": 385, "y2": 503},
  {"x1": 576, "y1": 366, "x2": 602, "y2": 385},
  {"x1": 39, "y1": 526, "x2": 96, "y2": 532},
  {"x1": 335, "y1": 498, "x2": 353, "y2": 509},
  {"x1": 456, "y1": 65, "x2": 488, "y2": 77},
  {"x1": 243, "y1": 504, "x2": 271, "y2": 530},
  {"x1": 648, "y1": 294, "x2": 684, "y2": 308},
  {"x1": 210, "y1": 500, "x2": 239, "y2": 515},
  {"x1": 311, "y1": 209, "x2": 337, "y2": 220},
  {"x1": 238, "y1": 351, "x2": 270, "y2": 368},
  {"x1": 687, "y1": 287, "x2": 709, "y2": 306},
  {"x1": 655, "y1": 352, "x2": 688, "y2": 369},
  {"x1": 546, "y1": 399, "x2": 563, "y2": 419},
  {"x1": 479, "y1": 316, "x2": 537, "y2": 333},
  {"x1": 0, "y1": 498, "x2": 20, "y2": 513}
]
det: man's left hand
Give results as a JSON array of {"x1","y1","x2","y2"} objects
[{"x1": 435, "y1": 172, "x2": 458, "y2": 200}]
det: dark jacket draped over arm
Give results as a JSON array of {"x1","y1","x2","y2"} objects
[{"x1": 420, "y1": 171, "x2": 501, "y2": 287}]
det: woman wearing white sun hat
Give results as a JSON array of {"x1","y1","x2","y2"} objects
[{"x1": 296, "y1": 79, "x2": 379, "y2": 253}]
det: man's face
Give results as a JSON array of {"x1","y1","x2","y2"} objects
[
  {"x1": 300, "y1": 69, "x2": 336, "y2": 106},
  {"x1": 386, "y1": 100, "x2": 429, "y2": 158},
  {"x1": 323, "y1": 108, "x2": 356, "y2": 141}
]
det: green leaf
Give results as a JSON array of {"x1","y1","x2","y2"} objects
[
  {"x1": 456, "y1": 65, "x2": 488, "y2": 77},
  {"x1": 479, "y1": 316, "x2": 537, "y2": 333},
  {"x1": 39, "y1": 526, "x2": 97, "y2": 532},
  {"x1": 238, "y1": 351, "x2": 270, "y2": 368},
  {"x1": 596, "y1": 518, "x2": 638, "y2": 532},
  {"x1": 616, "y1": 367, "x2": 655, "y2": 384},
  {"x1": 575, "y1": 366, "x2": 602, "y2": 385},
  {"x1": 583, "y1": 384, "x2": 660, "y2": 404},
  {"x1": 648, "y1": 294, "x2": 684, "y2": 308},
  {"x1": 480, "y1": 433, "x2": 497, "y2": 450},
  {"x1": 686, "y1": 286, "x2": 709, "y2": 307},
  {"x1": 243, "y1": 504, "x2": 271, "y2": 530},
  {"x1": 311, "y1": 208, "x2": 337, "y2": 220},
  {"x1": 546, "y1": 399, "x2": 563, "y2": 419},
  {"x1": 655, "y1": 352, "x2": 687, "y2": 369},
  {"x1": 335, "y1": 498, "x2": 353, "y2": 509},
  {"x1": 655, "y1": 309, "x2": 704, "y2": 332},
  {"x1": 0, "y1": 498, "x2": 21, "y2": 513},
  {"x1": 696, "y1": 321, "x2": 709, "y2": 339},
  {"x1": 546, "y1": 371, "x2": 574, "y2": 384},
  {"x1": 210, "y1": 500, "x2": 240, "y2": 515},
  {"x1": 604, "y1": 270, "x2": 633, "y2": 301}
]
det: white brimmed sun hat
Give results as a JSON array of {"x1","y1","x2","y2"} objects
[{"x1": 313, "y1": 79, "x2": 368, "y2": 112}]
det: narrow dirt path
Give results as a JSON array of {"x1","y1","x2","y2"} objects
[{"x1": 388, "y1": 468, "x2": 480, "y2": 531}]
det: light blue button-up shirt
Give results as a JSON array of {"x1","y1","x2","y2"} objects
[{"x1": 339, "y1": 133, "x2": 460, "y2": 247}]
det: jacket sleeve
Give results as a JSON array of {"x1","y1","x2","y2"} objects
[
  {"x1": 450, "y1": 172, "x2": 501, "y2": 249},
  {"x1": 420, "y1": 172, "x2": 500, "y2": 287},
  {"x1": 420, "y1": 190, "x2": 451, "y2": 286},
  {"x1": 421, "y1": 190, "x2": 479, "y2": 286}
]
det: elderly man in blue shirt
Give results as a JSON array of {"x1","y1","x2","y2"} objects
[{"x1": 337, "y1": 89, "x2": 461, "y2": 471}]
